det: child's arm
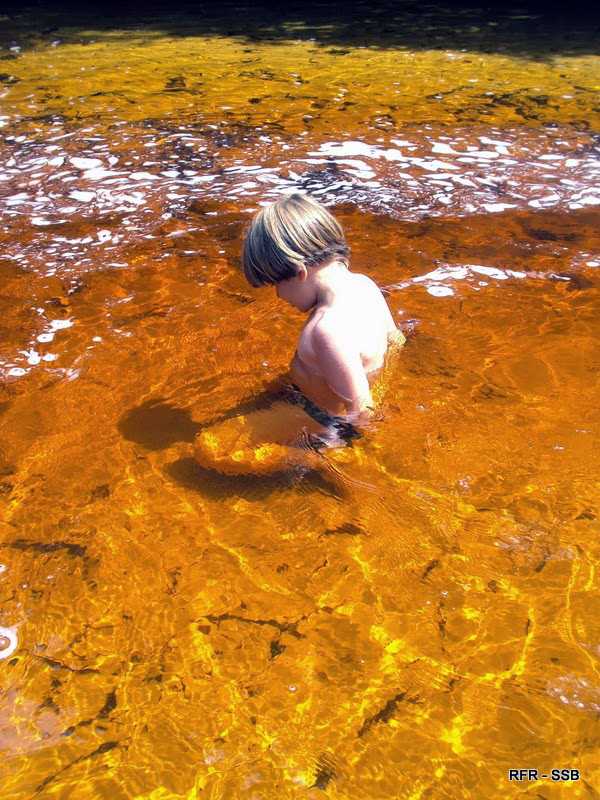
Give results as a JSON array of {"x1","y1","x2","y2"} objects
[{"x1": 311, "y1": 324, "x2": 375, "y2": 425}]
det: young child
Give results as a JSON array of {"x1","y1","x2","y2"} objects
[{"x1": 194, "y1": 193, "x2": 405, "y2": 475}]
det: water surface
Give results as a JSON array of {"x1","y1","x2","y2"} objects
[{"x1": 1, "y1": 2, "x2": 600, "y2": 798}]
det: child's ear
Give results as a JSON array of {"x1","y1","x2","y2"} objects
[{"x1": 297, "y1": 265, "x2": 308, "y2": 281}]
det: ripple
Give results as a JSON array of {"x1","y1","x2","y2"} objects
[
  {"x1": 0, "y1": 122, "x2": 598, "y2": 249},
  {"x1": 0, "y1": 118, "x2": 598, "y2": 382},
  {"x1": 383, "y1": 262, "x2": 530, "y2": 299}
]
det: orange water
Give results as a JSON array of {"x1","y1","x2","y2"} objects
[{"x1": 1, "y1": 4, "x2": 600, "y2": 799}]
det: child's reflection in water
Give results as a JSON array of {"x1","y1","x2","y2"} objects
[{"x1": 194, "y1": 193, "x2": 405, "y2": 477}]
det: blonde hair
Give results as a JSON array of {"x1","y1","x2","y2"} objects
[{"x1": 242, "y1": 193, "x2": 350, "y2": 287}]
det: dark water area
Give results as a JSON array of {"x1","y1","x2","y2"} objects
[
  {"x1": 1, "y1": 6, "x2": 600, "y2": 72},
  {"x1": 1, "y1": 2, "x2": 600, "y2": 798},
  {"x1": 2, "y1": 0, "x2": 600, "y2": 58}
]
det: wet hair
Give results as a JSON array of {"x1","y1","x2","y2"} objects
[{"x1": 242, "y1": 192, "x2": 350, "y2": 287}]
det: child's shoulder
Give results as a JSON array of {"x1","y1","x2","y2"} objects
[
  {"x1": 351, "y1": 272, "x2": 388, "y2": 301},
  {"x1": 350, "y1": 272, "x2": 402, "y2": 339},
  {"x1": 352, "y1": 271, "x2": 380, "y2": 289}
]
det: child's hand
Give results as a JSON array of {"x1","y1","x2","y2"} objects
[
  {"x1": 343, "y1": 398, "x2": 378, "y2": 429},
  {"x1": 388, "y1": 327, "x2": 407, "y2": 347}
]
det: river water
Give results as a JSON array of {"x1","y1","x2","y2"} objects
[{"x1": 1, "y1": 2, "x2": 599, "y2": 798}]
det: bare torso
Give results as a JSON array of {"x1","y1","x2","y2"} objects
[{"x1": 289, "y1": 273, "x2": 399, "y2": 415}]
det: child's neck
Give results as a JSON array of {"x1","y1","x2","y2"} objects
[{"x1": 312, "y1": 260, "x2": 352, "y2": 309}]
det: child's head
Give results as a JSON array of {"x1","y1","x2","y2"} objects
[{"x1": 242, "y1": 193, "x2": 349, "y2": 288}]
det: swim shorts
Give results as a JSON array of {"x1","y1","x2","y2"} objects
[{"x1": 285, "y1": 383, "x2": 362, "y2": 449}]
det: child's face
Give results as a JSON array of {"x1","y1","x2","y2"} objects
[{"x1": 275, "y1": 271, "x2": 316, "y2": 312}]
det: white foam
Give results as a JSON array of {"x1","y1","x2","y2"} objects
[
  {"x1": 83, "y1": 167, "x2": 114, "y2": 181},
  {"x1": 20, "y1": 349, "x2": 41, "y2": 365},
  {"x1": 381, "y1": 149, "x2": 408, "y2": 162},
  {"x1": 129, "y1": 171, "x2": 159, "y2": 181},
  {"x1": 483, "y1": 203, "x2": 517, "y2": 213},
  {"x1": 50, "y1": 319, "x2": 73, "y2": 331},
  {"x1": 70, "y1": 157, "x2": 103, "y2": 170},
  {"x1": 427, "y1": 285, "x2": 455, "y2": 297},
  {"x1": 432, "y1": 142, "x2": 458, "y2": 155},
  {"x1": 312, "y1": 141, "x2": 374, "y2": 158},
  {"x1": 69, "y1": 190, "x2": 96, "y2": 203},
  {"x1": 471, "y1": 265, "x2": 509, "y2": 280}
]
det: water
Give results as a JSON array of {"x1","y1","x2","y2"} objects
[{"x1": 1, "y1": 2, "x2": 600, "y2": 798}]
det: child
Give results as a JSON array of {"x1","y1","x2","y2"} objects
[{"x1": 194, "y1": 193, "x2": 405, "y2": 475}]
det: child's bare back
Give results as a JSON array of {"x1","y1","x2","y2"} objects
[{"x1": 290, "y1": 271, "x2": 402, "y2": 418}]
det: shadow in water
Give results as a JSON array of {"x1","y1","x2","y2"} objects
[
  {"x1": 118, "y1": 385, "x2": 291, "y2": 451},
  {"x1": 197, "y1": 385, "x2": 293, "y2": 429},
  {"x1": 165, "y1": 456, "x2": 343, "y2": 500},
  {"x1": 118, "y1": 399, "x2": 201, "y2": 450},
  {"x1": 2, "y1": 0, "x2": 599, "y2": 60}
]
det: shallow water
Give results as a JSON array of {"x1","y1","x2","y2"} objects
[{"x1": 1, "y1": 2, "x2": 600, "y2": 798}]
